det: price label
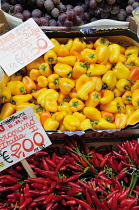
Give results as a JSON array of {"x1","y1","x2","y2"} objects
[
  {"x1": 0, "y1": 18, "x2": 54, "y2": 76},
  {"x1": 0, "y1": 107, "x2": 52, "y2": 171}
]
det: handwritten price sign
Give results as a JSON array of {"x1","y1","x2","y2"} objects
[
  {"x1": 0, "y1": 18, "x2": 54, "y2": 76},
  {"x1": 0, "y1": 107, "x2": 52, "y2": 171}
]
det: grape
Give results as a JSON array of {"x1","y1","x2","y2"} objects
[
  {"x1": 1, "y1": 2, "x2": 10, "y2": 12},
  {"x1": 128, "y1": 0, "x2": 135, "y2": 4},
  {"x1": 51, "y1": 7, "x2": 60, "y2": 17},
  {"x1": 14, "y1": 12, "x2": 24, "y2": 20},
  {"x1": 39, "y1": 17, "x2": 49, "y2": 26},
  {"x1": 89, "y1": 8, "x2": 95, "y2": 15},
  {"x1": 52, "y1": 0, "x2": 60, "y2": 4},
  {"x1": 89, "y1": 0, "x2": 97, "y2": 8},
  {"x1": 110, "y1": 4, "x2": 120, "y2": 15},
  {"x1": 44, "y1": 14, "x2": 51, "y2": 21},
  {"x1": 94, "y1": 8, "x2": 102, "y2": 16},
  {"x1": 106, "y1": 0, "x2": 116, "y2": 4},
  {"x1": 117, "y1": 9, "x2": 127, "y2": 20},
  {"x1": 32, "y1": 9, "x2": 42, "y2": 18},
  {"x1": 83, "y1": 12, "x2": 91, "y2": 22},
  {"x1": 36, "y1": 0, "x2": 45, "y2": 7},
  {"x1": 126, "y1": 15, "x2": 132, "y2": 22},
  {"x1": 58, "y1": 3, "x2": 67, "y2": 12},
  {"x1": 132, "y1": 2, "x2": 139, "y2": 9},
  {"x1": 67, "y1": 9, "x2": 75, "y2": 20},
  {"x1": 57, "y1": 20, "x2": 63, "y2": 26},
  {"x1": 101, "y1": 11, "x2": 110, "y2": 18},
  {"x1": 58, "y1": 13, "x2": 67, "y2": 23},
  {"x1": 14, "y1": 4, "x2": 23, "y2": 13},
  {"x1": 49, "y1": 19, "x2": 57, "y2": 26},
  {"x1": 103, "y1": 3, "x2": 112, "y2": 12},
  {"x1": 44, "y1": 0, "x2": 54, "y2": 10},
  {"x1": 74, "y1": 6, "x2": 84, "y2": 16},
  {"x1": 81, "y1": 3, "x2": 89, "y2": 12},
  {"x1": 74, "y1": 15, "x2": 82, "y2": 26},
  {"x1": 66, "y1": 4, "x2": 73, "y2": 10},
  {"x1": 32, "y1": 17, "x2": 41, "y2": 25},
  {"x1": 22, "y1": 10, "x2": 31, "y2": 20},
  {"x1": 126, "y1": 5, "x2": 134, "y2": 13},
  {"x1": 64, "y1": 19, "x2": 73, "y2": 27}
]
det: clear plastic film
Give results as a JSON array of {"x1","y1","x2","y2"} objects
[{"x1": 132, "y1": 6, "x2": 139, "y2": 38}]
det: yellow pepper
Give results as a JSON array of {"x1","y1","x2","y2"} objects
[
  {"x1": 116, "y1": 79, "x2": 131, "y2": 92},
  {"x1": 7, "y1": 81, "x2": 26, "y2": 95},
  {"x1": 37, "y1": 76, "x2": 48, "y2": 88},
  {"x1": 127, "y1": 109, "x2": 139, "y2": 125},
  {"x1": 105, "y1": 62, "x2": 112, "y2": 71},
  {"x1": 43, "y1": 118, "x2": 59, "y2": 130},
  {"x1": 59, "y1": 122, "x2": 67, "y2": 131},
  {"x1": 102, "y1": 70, "x2": 117, "y2": 89},
  {"x1": 58, "y1": 102, "x2": 72, "y2": 114},
  {"x1": 0, "y1": 87, "x2": 11, "y2": 103},
  {"x1": 54, "y1": 63, "x2": 72, "y2": 78},
  {"x1": 100, "y1": 98, "x2": 125, "y2": 114},
  {"x1": 126, "y1": 54, "x2": 139, "y2": 69},
  {"x1": 85, "y1": 91, "x2": 101, "y2": 107},
  {"x1": 72, "y1": 62, "x2": 87, "y2": 79},
  {"x1": 108, "y1": 44, "x2": 121, "y2": 63},
  {"x1": 132, "y1": 89, "x2": 139, "y2": 108},
  {"x1": 73, "y1": 112, "x2": 86, "y2": 122},
  {"x1": 57, "y1": 44, "x2": 70, "y2": 57},
  {"x1": 113, "y1": 88, "x2": 123, "y2": 97},
  {"x1": 77, "y1": 81, "x2": 95, "y2": 100},
  {"x1": 87, "y1": 64, "x2": 107, "y2": 76},
  {"x1": 120, "y1": 46, "x2": 126, "y2": 54},
  {"x1": 39, "y1": 62, "x2": 52, "y2": 77},
  {"x1": 118, "y1": 54, "x2": 126, "y2": 63},
  {"x1": 122, "y1": 91, "x2": 132, "y2": 105},
  {"x1": 10, "y1": 72, "x2": 22, "y2": 81},
  {"x1": 69, "y1": 88, "x2": 78, "y2": 98},
  {"x1": 50, "y1": 38, "x2": 61, "y2": 53},
  {"x1": 29, "y1": 69, "x2": 41, "y2": 81},
  {"x1": 12, "y1": 94, "x2": 32, "y2": 104},
  {"x1": 59, "y1": 78, "x2": 75, "y2": 95},
  {"x1": 86, "y1": 40, "x2": 94, "y2": 49},
  {"x1": 57, "y1": 56, "x2": 76, "y2": 66},
  {"x1": 31, "y1": 88, "x2": 47, "y2": 99},
  {"x1": 75, "y1": 74, "x2": 90, "y2": 91},
  {"x1": 44, "y1": 50, "x2": 57, "y2": 64},
  {"x1": 70, "y1": 37, "x2": 86, "y2": 53},
  {"x1": 96, "y1": 45, "x2": 109, "y2": 64},
  {"x1": 26, "y1": 56, "x2": 44, "y2": 71},
  {"x1": 44, "y1": 95, "x2": 58, "y2": 112},
  {"x1": 100, "y1": 90, "x2": 114, "y2": 105},
  {"x1": 114, "y1": 97, "x2": 126, "y2": 113},
  {"x1": 0, "y1": 73, "x2": 10, "y2": 89},
  {"x1": 94, "y1": 37, "x2": 110, "y2": 49},
  {"x1": 69, "y1": 98, "x2": 85, "y2": 112},
  {"x1": 92, "y1": 118, "x2": 116, "y2": 130},
  {"x1": 37, "y1": 89, "x2": 59, "y2": 107},
  {"x1": 131, "y1": 80, "x2": 139, "y2": 92},
  {"x1": 81, "y1": 48, "x2": 97, "y2": 64},
  {"x1": 65, "y1": 38, "x2": 73, "y2": 51},
  {"x1": 83, "y1": 107, "x2": 101, "y2": 121},
  {"x1": 126, "y1": 104, "x2": 135, "y2": 116},
  {"x1": 115, "y1": 113, "x2": 128, "y2": 129},
  {"x1": 58, "y1": 92, "x2": 70, "y2": 104},
  {"x1": 0, "y1": 103, "x2": 16, "y2": 120},
  {"x1": 63, "y1": 114, "x2": 80, "y2": 131},
  {"x1": 78, "y1": 119, "x2": 93, "y2": 130},
  {"x1": 15, "y1": 103, "x2": 36, "y2": 112},
  {"x1": 113, "y1": 62, "x2": 130, "y2": 80},
  {"x1": 125, "y1": 46, "x2": 139, "y2": 57},
  {"x1": 52, "y1": 111, "x2": 67, "y2": 122},
  {"x1": 90, "y1": 77, "x2": 102, "y2": 91},
  {"x1": 47, "y1": 74, "x2": 60, "y2": 90}
]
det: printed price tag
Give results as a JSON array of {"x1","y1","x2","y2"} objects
[
  {"x1": 0, "y1": 18, "x2": 54, "y2": 76},
  {"x1": 0, "y1": 107, "x2": 52, "y2": 171}
]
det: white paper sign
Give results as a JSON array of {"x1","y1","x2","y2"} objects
[
  {"x1": 0, "y1": 18, "x2": 54, "y2": 76},
  {"x1": 0, "y1": 107, "x2": 52, "y2": 171}
]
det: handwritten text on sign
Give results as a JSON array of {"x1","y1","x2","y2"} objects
[
  {"x1": 0, "y1": 18, "x2": 54, "y2": 76},
  {"x1": 0, "y1": 107, "x2": 52, "y2": 171}
]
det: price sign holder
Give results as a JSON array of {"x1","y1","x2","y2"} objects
[{"x1": 0, "y1": 107, "x2": 52, "y2": 176}]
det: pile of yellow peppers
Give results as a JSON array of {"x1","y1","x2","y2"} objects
[{"x1": 1, "y1": 36, "x2": 139, "y2": 131}]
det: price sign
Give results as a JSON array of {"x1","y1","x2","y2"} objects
[
  {"x1": 0, "y1": 107, "x2": 52, "y2": 171},
  {"x1": 0, "y1": 18, "x2": 54, "y2": 76}
]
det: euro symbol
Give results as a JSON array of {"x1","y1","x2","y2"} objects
[{"x1": 2, "y1": 151, "x2": 13, "y2": 163}]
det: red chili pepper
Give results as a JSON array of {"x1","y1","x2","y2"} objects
[
  {"x1": 61, "y1": 198, "x2": 67, "y2": 206},
  {"x1": 99, "y1": 175, "x2": 112, "y2": 184},
  {"x1": 67, "y1": 187, "x2": 82, "y2": 196},
  {"x1": 33, "y1": 195, "x2": 47, "y2": 202},
  {"x1": 31, "y1": 183, "x2": 46, "y2": 190},
  {"x1": 50, "y1": 181, "x2": 57, "y2": 189},
  {"x1": 52, "y1": 195, "x2": 62, "y2": 203},
  {"x1": 45, "y1": 157, "x2": 57, "y2": 168},
  {"x1": 81, "y1": 139, "x2": 90, "y2": 154},
  {"x1": 100, "y1": 156, "x2": 108, "y2": 167},
  {"x1": 45, "y1": 201, "x2": 54, "y2": 210},
  {"x1": 67, "y1": 164, "x2": 82, "y2": 171},
  {"x1": 115, "y1": 179, "x2": 122, "y2": 191},
  {"x1": 75, "y1": 198, "x2": 95, "y2": 210},
  {"x1": 107, "y1": 158, "x2": 118, "y2": 172},
  {"x1": 113, "y1": 151, "x2": 129, "y2": 161},
  {"x1": 131, "y1": 206, "x2": 139, "y2": 210},
  {"x1": 7, "y1": 169, "x2": 22, "y2": 178},
  {"x1": 52, "y1": 153, "x2": 57, "y2": 163},
  {"x1": 43, "y1": 193, "x2": 54, "y2": 205},
  {"x1": 116, "y1": 168, "x2": 127, "y2": 180},
  {"x1": 67, "y1": 174, "x2": 80, "y2": 182},
  {"x1": 85, "y1": 189, "x2": 93, "y2": 205},
  {"x1": 56, "y1": 157, "x2": 66, "y2": 172},
  {"x1": 26, "y1": 177, "x2": 46, "y2": 184},
  {"x1": 96, "y1": 153, "x2": 104, "y2": 161},
  {"x1": 42, "y1": 156, "x2": 49, "y2": 171},
  {"x1": 121, "y1": 160, "x2": 134, "y2": 167},
  {"x1": 29, "y1": 190, "x2": 42, "y2": 196},
  {"x1": 118, "y1": 187, "x2": 130, "y2": 202},
  {"x1": 117, "y1": 161, "x2": 123, "y2": 171},
  {"x1": 95, "y1": 158, "x2": 100, "y2": 167},
  {"x1": 117, "y1": 144, "x2": 128, "y2": 156},
  {"x1": 68, "y1": 151, "x2": 81, "y2": 162},
  {"x1": 0, "y1": 175, "x2": 18, "y2": 183},
  {"x1": 51, "y1": 203, "x2": 59, "y2": 210},
  {"x1": 0, "y1": 178, "x2": 15, "y2": 185},
  {"x1": 19, "y1": 198, "x2": 32, "y2": 210},
  {"x1": 66, "y1": 200, "x2": 77, "y2": 206}
]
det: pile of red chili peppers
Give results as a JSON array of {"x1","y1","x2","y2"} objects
[{"x1": 0, "y1": 138, "x2": 139, "y2": 210}]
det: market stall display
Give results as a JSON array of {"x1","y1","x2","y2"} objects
[{"x1": 1, "y1": 0, "x2": 139, "y2": 26}]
